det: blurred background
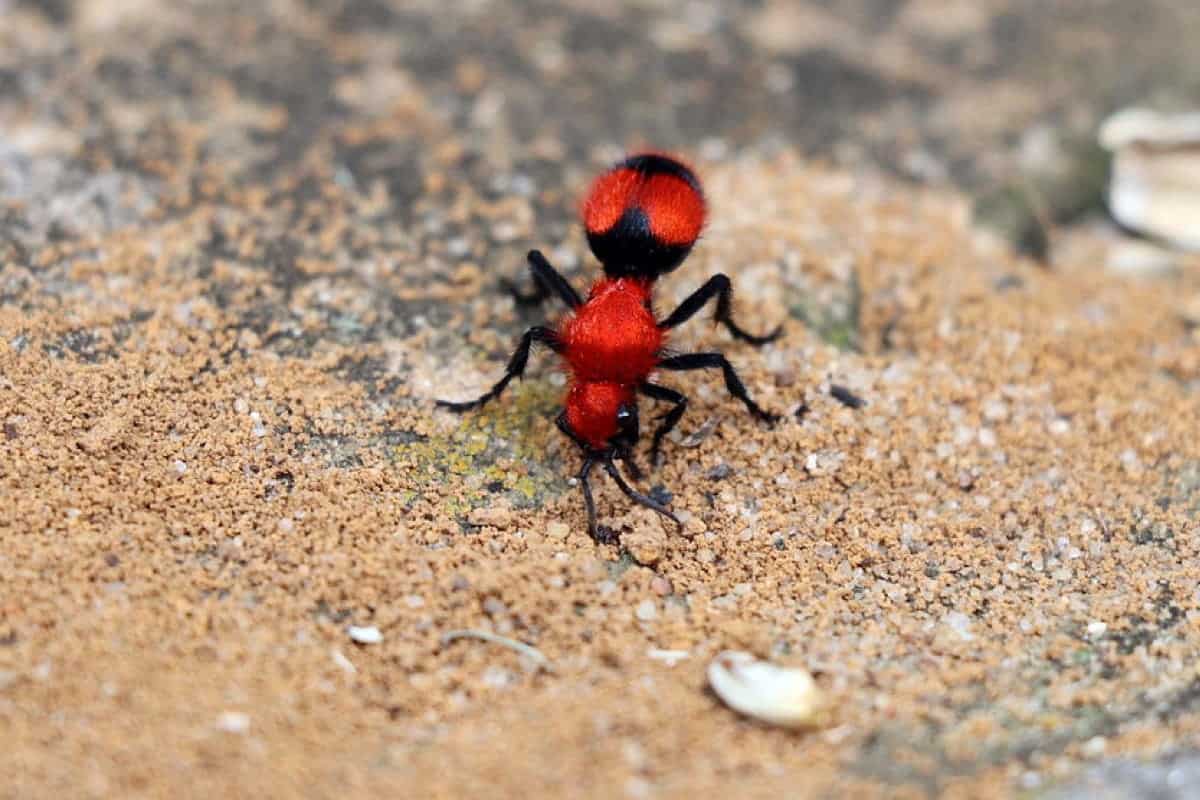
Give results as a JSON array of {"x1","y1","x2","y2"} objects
[
  {"x1": 5, "y1": 3, "x2": 1200, "y2": 798},
  {"x1": 4, "y1": 0, "x2": 1200, "y2": 267}
]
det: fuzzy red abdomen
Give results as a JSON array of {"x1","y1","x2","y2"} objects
[
  {"x1": 559, "y1": 278, "x2": 663, "y2": 384},
  {"x1": 565, "y1": 381, "x2": 633, "y2": 450}
]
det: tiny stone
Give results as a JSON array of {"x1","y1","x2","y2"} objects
[
  {"x1": 215, "y1": 711, "x2": 250, "y2": 734},
  {"x1": 546, "y1": 521, "x2": 570, "y2": 539},
  {"x1": 483, "y1": 597, "x2": 508, "y2": 616},
  {"x1": 331, "y1": 649, "x2": 357, "y2": 675},
  {"x1": 943, "y1": 611, "x2": 974, "y2": 641},
  {"x1": 635, "y1": 599, "x2": 658, "y2": 622},
  {"x1": 651, "y1": 576, "x2": 673, "y2": 596},
  {"x1": 482, "y1": 665, "x2": 513, "y2": 688},
  {"x1": 624, "y1": 530, "x2": 665, "y2": 567},
  {"x1": 983, "y1": 399, "x2": 1008, "y2": 422},
  {"x1": 711, "y1": 593, "x2": 738, "y2": 610},
  {"x1": 829, "y1": 384, "x2": 864, "y2": 409},
  {"x1": 1087, "y1": 621, "x2": 1107, "y2": 636},
  {"x1": 706, "y1": 463, "x2": 733, "y2": 481},
  {"x1": 347, "y1": 625, "x2": 383, "y2": 645}
]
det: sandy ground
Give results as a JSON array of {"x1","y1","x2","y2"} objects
[{"x1": 5, "y1": 2, "x2": 1200, "y2": 798}]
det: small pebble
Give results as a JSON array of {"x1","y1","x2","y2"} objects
[
  {"x1": 215, "y1": 711, "x2": 250, "y2": 734},
  {"x1": 829, "y1": 384, "x2": 864, "y2": 409},
  {"x1": 331, "y1": 649, "x2": 357, "y2": 675},
  {"x1": 624, "y1": 530, "x2": 665, "y2": 567},
  {"x1": 646, "y1": 648, "x2": 690, "y2": 666},
  {"x1": 707, "y1": 651, "x2": 826, "y2": 728},
  {"x1": 706, "y1": 463, "x2": 733, "y2": 481},
  {"x1": 347, "y1": 625, "x2": 383, "y2": 645},
  {"x1": 635, "y1": 599, "x2": 658, "y2": 622}
]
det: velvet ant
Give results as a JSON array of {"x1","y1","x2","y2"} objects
[{"x1": 438, "y1": 153, "x2": 781, "y2": 542}]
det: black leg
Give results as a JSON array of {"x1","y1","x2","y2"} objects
[
  {"x1": 577, "y1": 457, "x2": 604, "y2": 542},
  {"x1": 657, "y1": 352, "x2": 779, "y2": 423},
  {"x1": 639, "y1": 382, "x2": 687, "y2": 466},
  {"x1": 501, "y1": 250, "x2": 584, "y2": 310},
  {"x1": 603, "y1": 460, "x2": 682, "y2": 530},
  {"x1": 657, "y1": 274, "x2": 781, "y2": 345},
  {"x1": 559, "y1": 414, "x2": 616, "y2": 543},
  {"x1": 612, "y1": 402, "x2": 644, "y2": 480},
  {"x1": 555, "y1": 410, "x2": 588, "y2": 449},
  {"x1": 436, "y1": 326, "x2": 560, "y2": 412},
  {"x1": 559, "y1": 412, "x2": 668, "y2": 541}
]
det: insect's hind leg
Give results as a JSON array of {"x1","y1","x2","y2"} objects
[
  {"x1": 657, "y1": 274, "x2": 781, "y2": 345},
  {"x1": 603, "y1": 460, "x2": 681, "y2": 530},
  {"x1": 501, "y1": 250, "x2": 584, "y2": 310},
  {"x1": 577, "y1": 457, "x2": 608, "y2": 542},
  {"x1": 436, "y1": 326, "x2": 560, "y2": 412},
  {"x1": 657, "y1": 352, "x2": 779, "y2": 423},
  {"x1": 639, "y1": 382, "x2": 687, "y2": 466}
]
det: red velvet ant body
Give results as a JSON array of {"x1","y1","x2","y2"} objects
[{"x1": 438, "y1": 153, "x2": 780, "y2": 542}]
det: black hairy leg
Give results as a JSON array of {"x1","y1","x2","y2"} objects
[
  {"x1": 657, "y1": 274, "x2": 781, "y2": 345},
  {"x1": 639, "y1": 382, "x2": 687, "y2": 466},
  {"x1": 657, "y1": 352, "x2": 779, "y2": 423},
  {"x1": 436, "y1": 326, "x2": 560, "y2": 412},
  {"x1": 501, "y1": 249, "x2": 584, "y2": 310}
]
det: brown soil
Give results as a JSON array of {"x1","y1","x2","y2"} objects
[{"x1": 5, "y1": 3, "x2": 1200, "y2": 798}]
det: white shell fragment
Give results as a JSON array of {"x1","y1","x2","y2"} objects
[
  {"x1": 347, "y1": 625, "x2": 383, "y2": 645},
  {"x1": 1099, "y1": 107, "x2": 1200, "y2": 252},
  {"x1": 707, "y1": 650, "x2": 826, "y2": 728}
]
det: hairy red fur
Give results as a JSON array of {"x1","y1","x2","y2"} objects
[
  {"x1": 559, "y1": 277, "x2": 664, "y2": 448},
  {"x1": 640, "y1": 172, "x2": 705, "y2": 246},
  {"x1": 564, "y1": 382, "x2": 634, "y2": 450},
  {"x1": 582, "y1": 167, "x2": 640, "y2": 236},
  {"x1": 581, "y1": 164, "x2": 706, "y2": 248}
]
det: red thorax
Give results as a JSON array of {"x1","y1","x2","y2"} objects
[{"x1": 559, "y1": 277, "x2": 664, "y2": 449}]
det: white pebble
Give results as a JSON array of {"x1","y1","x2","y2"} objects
[
  {"x1": 635, "y1": 600, "x2": 658, "y2": 622},
  {"x1": 347, "y1": 625, "x2": 383, "y2": 645},
  {"x1": 943, "y1": 611, "x2": 975, "y2": 641},
  {"x1": 983, "y1": 399, "x2": 1008, "y2": 422},
  {"x1": 331, "y1": 648, "x2": 357, "y2": 675},
  {"x1": 1087, "y1": 621, "x2": 1108, "y2": 636},
  {"x1": 216, "y1": 711, "x2": 250, "y2": 734},
  {"x1": 707, "y1": 651, "x2": 826, "y2": 728},
  {"x1": 646, "y1": 648, "x2": 690, "y2": 666}
]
